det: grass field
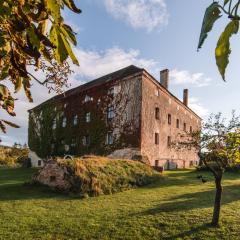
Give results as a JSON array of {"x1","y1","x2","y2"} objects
[{"x1": 0, "y1": 167, "x2": 240, "y2": 240}]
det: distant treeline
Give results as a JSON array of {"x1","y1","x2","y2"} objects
[{"x1": 0, "y1": 145, "x2": 28, "y2": 166}]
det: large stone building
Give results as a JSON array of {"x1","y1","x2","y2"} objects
[{"x1": 28, "y1": 65, "x2": 201, "y2": 168}]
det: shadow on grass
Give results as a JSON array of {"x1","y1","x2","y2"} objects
[
  {"x1": 0, "y1": 167, "x2": 68, "y2": 201},
  {"x1": 138, "y1": 184, "x2": 240, "y2": 216},
  {"x1": 143, "y1": 170, "x2": 214, "y2": 190},
  {"x1": 162, "y1": 223, "x2": 213, "y2": 240}
]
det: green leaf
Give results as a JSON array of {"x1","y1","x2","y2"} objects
[
  {"x1": 60, "y1": 32, "x2": 79, "y2": 65},
  {"x1": 22, "y1": 78, "x2": 33, "y2": 102},
  {"x1": 0, "y1": 65, "x2": 9, "y2": 80},
  {"x1": 15, "y1": 77, "x2": 23, "y2": 93},
  {"x1": 0, "y1": 34, "x2": 6, "y2": 48},
  {"x1": 60, "y1": 24, "x2": 77, "y2": 46},
  {"x1": 198, "y1": 2, "x2": 222, "y2": 50},
  {"x1": 50, "y1": 25, "x2": 68, "y2": 63},
  {"x1": 46, "y1": 0, "x2": 61, "y2": 22},
  {"x1": 63, "y1": 0, "x2": 82, "y2": 13},
  {"x1": 27, "y1": 24, "x2": 40, "y2": 49},
  {"x1": 0, "y1": 84, "x2": 8, "y2": 98},
  {"x1": 215, "y1": 20, "x2": 239, "y2": 80}
]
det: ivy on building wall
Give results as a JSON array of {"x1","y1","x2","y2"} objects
[{"x1": 28, "y1": 79, "x2": 141, "y2": 158}]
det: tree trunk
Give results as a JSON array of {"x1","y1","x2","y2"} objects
[{"x1": 211, "y1": 174, "x2": 223, "y2": 227}]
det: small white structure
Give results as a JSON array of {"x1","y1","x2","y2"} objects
[{"x1": 28, "y1": 150, "x2": 43, "y2": 167}]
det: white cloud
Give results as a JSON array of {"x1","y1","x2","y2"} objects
[
  {"x1": 170, "y1": 69, "x2": 212, "y2": 87},
  {"x1": 71, "y1": 47, "x2": 157, "y2": 79},
  {"x1": 189, "y1": 97, "x2": 209, "y2": 118},
  {"x1": 104, "y1": 0, "x2": 169, "y2": 31}
]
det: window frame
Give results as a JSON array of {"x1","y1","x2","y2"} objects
[
  {"x1": 62, "y1": 117, "x2": 67, "y2": 128},
  {"x1": 85, "y1": 112, "x2": 91, "y2": 123},
  {"x1": 155, "y1": 133, "x2": 159, "y2": 145},
  {"x1": 168, "y1": 114, "x2": 172, "y2": 125},
  {"x1": 176, "y1": 119, "x2": 180, "y2": 128},
  {"x1": 107, "y1": 106, "x2": 115, "y2": 121},
  {"x1": 106, "y1": 132, "x2": 114, "y2": 145},
  {"x1": 73, "y1": 115, "x2": 78, "y2": 126},
  {"x1": 167, "y1": 136, "x2": 171, "y2": 147},
  {"x1": 155, "y1": 107, "x2": 160, "y2": 120}
]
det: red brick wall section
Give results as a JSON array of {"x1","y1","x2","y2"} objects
[{"x1": 140, "y1": 73, "x2": 201, "y2": 169}]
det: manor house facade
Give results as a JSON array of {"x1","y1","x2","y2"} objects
[{"x1": 28, "y1": 65, "x2": 201, "y2": 169}]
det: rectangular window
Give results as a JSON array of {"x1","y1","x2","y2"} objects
[
  {"x1": 107, "y1": 106, "x2": 115, "y2": 121},
  {"x1": 108, "y1": 87, "x2": 115, "y2": 96},
  {"x1": 190, "y1": 126, "x2": 193, "y2": 133},
  {"x1": 62, "y1": 117, "x2": 67, "y2": 127},
  {"x1": 176, "y1": 119, "x2": 180, "y2": 128},
  {"x1": 155, "y1": 160, "x2": 159, "y2": 167},
  {"x1": 82, "y1": 135, "x2": 90, "y2": 146},
  {"x1": 73, "y1": 115, "x2": 78, "y2": 126},
  {"x1": 71, "y1": 138, "x2": 76, "y2": 147},
  {"x1": 106, "y1": 132, "x2": 114, "y2": 145},
  {"x1": 155, "y1": 107, "x2": 160, "y2": 120},
  {"x1": 155, "y1": 89, "x2": 160, "y2": 96},
  {"x1": 184, "y1": 123, "x2": 187, "y2": 131},
  {"x1": 38, "y1": 160, "x2": 42, "y2": 166},
  {"x1": 85, "y1": 112, "x2": 91, "y2": 123},
  {"x1": 155, "y1": 133, "x2": 159, "y2": 145},
  {"x1": 168, "y1": 114, "x2": 171, "y2": 125},
  {"x1": 167, "y1": 136, "x2": 171, "y2": 147},
  {"x1": 84, "y1": 95, "x2": 92, "y2": 103}
]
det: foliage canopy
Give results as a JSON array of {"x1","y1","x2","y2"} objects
[
  {"x1": 0, "y1": 0, "x2": 81, "y2": 133},
  {"x1": 198, "y1": 1, "x2": 240, "y2": 80}
]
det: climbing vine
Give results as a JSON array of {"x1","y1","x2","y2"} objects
[{"x1": 28, "y1": 78, "x2": 141, "y2": 158}]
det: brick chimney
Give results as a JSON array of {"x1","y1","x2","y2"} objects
[
  {"x1": 183, "y1": 89, "x2": 188, "y2": 106},
  {"x1": 160, "y1": 69, "x2": 169, "y2": 89}
]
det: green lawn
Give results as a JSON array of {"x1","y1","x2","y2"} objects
[{"x1": 0, "y1": 167, "x2": 240, "y2": 240}]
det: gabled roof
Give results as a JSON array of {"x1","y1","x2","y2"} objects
[
  {"x1": 29, "y1": 65, "x2": 202, "y2": 120},
  {"x1": 29, "y1": 65, "x2": 143, "y2": 111}
]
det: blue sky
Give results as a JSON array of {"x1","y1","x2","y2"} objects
[{"x1": 1, "y1": 0, "x2": 240, "y2": 146}]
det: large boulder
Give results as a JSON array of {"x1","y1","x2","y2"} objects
[{"x1": 32, "y1": 160, "x2": 71, "y2": 191}]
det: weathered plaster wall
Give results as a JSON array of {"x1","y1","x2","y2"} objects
[{"x1": 140, "y1": 73, "x2": 201, "y2": 168}]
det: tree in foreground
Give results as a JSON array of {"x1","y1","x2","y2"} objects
[
  {"x1": 174, "y1": 112, "x2": 240, "y2": 227},
  {"x1": 0, "y1": 0, "x2": 81, "y2": 134},
  {"x1": 198, "y1": 1, "x2": 240, "y2": 80}
]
